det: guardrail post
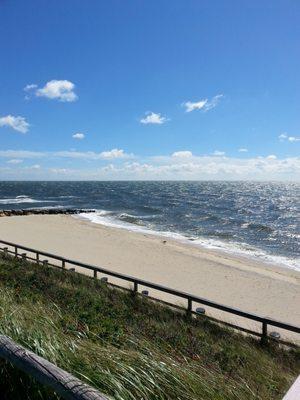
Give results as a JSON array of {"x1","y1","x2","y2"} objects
[
  {"x1": 94, "y1": 270, "x2": 97, "y2": 279},
  {"x1": 43, "y1": 260, "x2": 48, "y2": 267},
  {"x1": 36, "y1": 253, "x2": 39, "y2": 264},
  {"x1": 187, "y1": 298, "x2": 192, "y2": 317},
  {"x1": 133, "y1": 281, "x2": 138, "y2": 294},
  {"x1": 261, "y1": 322, "x2": 268, "y2": 344},
  {"x1": 21, "y1": 253, "x2": 27, "y2": 262},
  {"x1": 14, "y1": 246, "x2": 18, "y2": 258},
  {"x1": 62, "y1": 260, "x2": 66, "y2": 269},
  {"x1": 3, "y1": 247, "x2": 8, "y2": 258}
]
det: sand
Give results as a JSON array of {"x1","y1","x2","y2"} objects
[{"x1": 0, "y1": 214, "x2": 299, "y2": 342}]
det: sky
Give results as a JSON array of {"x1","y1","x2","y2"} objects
[{"x1": 0, "y1": 0, "x2": 299, "y2": 180}]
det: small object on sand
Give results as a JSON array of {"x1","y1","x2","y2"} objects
[
  {"x1": 100, "y1": 277, "x2": 108, "y2": 283},
  {"x1": 162, "y1": 240, "x2": 167, "y2": 244},
  {"x1": 141, "y1": 290, "x2": 149, "y2": 296},
  {"x1": 269, "y1": 331, "x2": 281, "y2": 340},
  {"x1": 196, "y1": 307, "x2": 206, "y2": 315}
]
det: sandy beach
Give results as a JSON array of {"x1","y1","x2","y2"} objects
[{"x1": 0, "y1": 214, "x2": 299, "y2": 342}]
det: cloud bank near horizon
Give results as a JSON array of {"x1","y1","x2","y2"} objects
[{"x1": 0, "y1": 149, "x2": 299, "y2": 181}]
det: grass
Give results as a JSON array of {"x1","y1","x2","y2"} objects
[{"x1": 0, "y1": 254, "x2": 299, "y2": 400}]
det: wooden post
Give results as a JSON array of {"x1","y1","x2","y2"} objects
[
  {"x1": 21, "y1": 253, "x2": 27, "y2": 262},
  {"x1": 93, "y1": 270, "x2": 97, "y2": 279},
  {"x1": 187, "y1": 298, "x2": 192, "y2": 317},
  {"x1": 3, "y1": 247, "x2": 8, "y2": 258},
  {"x1": 43, "y1": 260, "x2": 48, "y2": 267},
  {"x1": 14, "y1": 246, "x2": 18, "y2": 258},
  {"x1": 36, "y1": 252, "x2": 40, "y2": 265},
  {"x1": 261, "y1": 322, "x2": 268, "y2": 344},
  {"x1": 62, "y1": 260, "x2": 66, "y2": 269},
  {"x1": 133, "y1": 281, "x2": 138, "y2": 294},
  {"x1": 0, "y1": 335, "x2": 109, "y2": 400}
]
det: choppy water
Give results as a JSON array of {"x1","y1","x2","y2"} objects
[{"x1": 0, "y1": 181, "x2": 299, "y2": 270}]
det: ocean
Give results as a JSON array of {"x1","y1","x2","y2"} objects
[{"x1": 0, "y1": 181, "x2": 299, "y2": 271}]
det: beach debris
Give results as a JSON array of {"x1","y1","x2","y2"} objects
[
  {"x1": 141, "y1": 290, "x2": 149, "y2": 296},
  {"x1": 162, "y1": 240, "x2": 167, "y2": 244},
  {"x1": 269, "y1": 331, "x2": 281, "y2": 340},
  {"x1": 196, "y1": 307, "x2": 206, "y2": 315}
]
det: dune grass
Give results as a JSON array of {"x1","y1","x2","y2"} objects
[{"x1": 0, "y1": 253, "x2": 299, "y2": 399}]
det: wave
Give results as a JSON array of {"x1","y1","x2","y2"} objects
[
  {"x1": 0, "y1": 196, "x2": 55, "y2": 205},
  {"x1": 76, "y1": 210, "x2": 300, "y2": 272},
  {"x1": 241, "y1": 222, "x2": 274, "y2": 233}
]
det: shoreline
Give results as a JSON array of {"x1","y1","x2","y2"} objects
[
  {"x1": 0, "y1": 214, "x2": 299, "y2": 342},
  {"x1": 77, "y1": 211, "x2": 300, "y2": 273}
]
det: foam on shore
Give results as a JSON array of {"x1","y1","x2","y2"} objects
[{"x1": 77, "y1": 211, "x2": 300, "y2": 272}]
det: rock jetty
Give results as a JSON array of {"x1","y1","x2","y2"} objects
[{"x1": 0, "y1": 209, "x2": 96, "y2": 218}]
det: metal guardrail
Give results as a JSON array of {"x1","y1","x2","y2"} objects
[{"x1": 0, "y1": 238, "x2": 299, "y2": 344}]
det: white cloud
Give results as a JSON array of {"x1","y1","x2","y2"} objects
[
  {"x1": 238, "y1": 148, "x2": 248, "y2": 152},
  {"x1": 72, "y1": 132, "x2": 85, "y2": 140},
  {"x1": 99, "y1": 149, "x2": 130, "y2": 159},
  {"x1": 288, "y1": 136, "x2": 300, "y2": 142},
  {"x1": 0, "y1": 150, "x2": 45, "y2": 158},
  {"x1": 1, "y1": 152, "x2": 300, "y2": 181},
  {"x1": 212, "y1": 150, "x2": 226, "y2": 156},
  {"x1": 0, "y1": 115, "x2": 30, "y2": 133},
  {"x1": 279, "y1": 133, "x2": 288, "y2": 141},
  {"x1": 24, "y1": 83, "x2": 38, "y2": 92},
  {"x1": 7, "y1": 159, "x2": 23, "y2": 164},
  {"x1": 26, "y1": 80, "x2": 78, "y2": 102},
  {"x1": 183, "y1": 94, "x2": 223, "y2": 113},
  {"x1": 54, "y1": 149, "x2": 133, "y2": 160},
  {"x1": 140, "y1": 112, "x2": 167, "y2": 125},
  {"x1": 183, "y1": 100, "x2": 207, "y2": 113},
  {"x1": 279, "y1": 133, "x2": 300, "y2": 142},
  {"x1": 266, "y1": 155, "x2": 277, "y2": 160},
  {"x1": 172, "y1": 151, "x2": 193, "y2": 158}
]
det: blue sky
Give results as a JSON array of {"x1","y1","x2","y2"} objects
[{"x1": 0, "y1": 0, "x2": 299, "y2": 180}]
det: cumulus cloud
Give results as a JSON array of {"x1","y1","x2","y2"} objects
[
  {"x1": 72, "y1": 132, "x2": 85, "y2": 140},
  {"x1": 0, "y1": 115, "x2": 30, "y2": 133},
  {"x1": 238, "y1": 148, "x2": 248, "y2": 153},
  {"x1": 25, "y1": 80, "x2": 78, "y2": 102},
  {"x1": 183, "y1": 94, "x2": 223, "y2": 113},
  {"x1": 54, "y1": 149, "x2": 133, "y2": 160},
  {"x1": 99, "y1": 148, "x2": 130, "y2": 159},
  {"x1": 212, "y1": 150, "x2": 226, "y2": 156},
  {"x1": 172, "y1": 151, "x2": 193, "y2": 158},
  {"x1": 266, "y1": 155, "x2": 277, "y2": 160},
  {"x1": 279, "y1": 133, "x2": 300, "y2": 142},
  {"x1": 140, "y1": 112, "x2": 168, "y2": 125},
  {"x1": 288, "y1": 136, "x2": 300, "y2": 142}
]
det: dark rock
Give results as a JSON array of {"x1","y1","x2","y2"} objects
[{"x1": 0, "y1": 209, "x2": 96, "y2": 218}]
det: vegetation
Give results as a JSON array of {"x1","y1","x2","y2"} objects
[{"x1": 0, "y1": 254, "x2": 299, "y2": 400}]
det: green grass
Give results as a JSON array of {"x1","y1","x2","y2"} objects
[{"x1": 0, "y1": 254, "x2": 299, "y2": 400}]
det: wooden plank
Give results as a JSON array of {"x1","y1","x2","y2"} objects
[{"x1": 0, "y1": 335, "x2": 109, "y2": 400}]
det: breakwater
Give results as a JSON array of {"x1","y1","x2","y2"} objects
[{"x1": 0, "y1": 209, "x2": 95, "y2": 218}]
